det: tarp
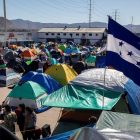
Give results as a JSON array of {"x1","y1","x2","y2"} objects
[
  {"x1": 30, "y1": 73, "x2": 62, "y2": 94},
  {"x1": 95, "y1": 57, "x2": 105, "y2": 68},
  {"x1": 44, "y1": 64, "x2": 78, "y2": 86},
  {"x1": 95, "y1": 111, "x2": 140, "y2": 133},
  {"x1": 124, "y1": 79, "x2": 140, "y2": 115},
  {"x1": 42, "y1": 84, "x2": 122, "y2": 110},
  {"x1": 40, "y1": 124, "x2": 95, "y2": 140}
]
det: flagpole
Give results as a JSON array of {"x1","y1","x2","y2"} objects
[{"x1": 102, "y1": 66, "x2": 107, "y2": 110}]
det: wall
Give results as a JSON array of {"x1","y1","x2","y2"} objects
[{"x1": 0, "y1": 32, "x2": 38, "y2": 43}]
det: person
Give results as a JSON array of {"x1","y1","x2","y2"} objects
[
  {"x1": 1, "y1": 105, "x2": 17, "y2": 132},
  {"x1": 17, "y1": 103, "x2": 26, "y2": 140},
  {"x1": 24, "y1": 106, "x2": 36, "y2": 140},
  {"x1": 46, "y1": 57, "x2": 51, "y2": 66},
  {"x1": 2, "y1": 46, "x2": 4, "y2": 49},
  {"x1": 69, "y1": 54, "x2": 73, "y2": 66},
  {"x1": 79, "y1": 53, "x2": 82, "y2": 61},
  {"x1": 0, "y1": 105, "x2": 4, "y2": 120},
  {"x1": 89, "y1": 116, "x2": 97, "y2": 124},
  {"x1": 62, "y1": 54, "x2": 65, "y2": 63}
]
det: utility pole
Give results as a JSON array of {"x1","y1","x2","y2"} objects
[
  {"x1": 115, "y1": 10, "x2": 117, "y2": 21},
  {"x1": 3, "y1": 0, "x2": 7, "y2": 32},
  {"x1": 131, "y1": 17, "x2": 133, "y2": 32},
  {"x1": 89, "y1": 0, "x2": 91, "y2": 28}
]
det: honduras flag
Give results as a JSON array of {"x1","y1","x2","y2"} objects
[{"x1": 106, "y1": 17, "x2": 140, "y2": 87}]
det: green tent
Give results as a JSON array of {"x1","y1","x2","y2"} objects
[
  {"x1": 85, "y1": 56, "x2": 96, "y2": 63},
  {"x1": 95, "y1": 111, "x2": 140, "y2": 133},
  {"x1": 46, "y1": 52, "x2": 52, "y2": 58},
  {"x1": 0, "y1": 64, "x2": 6, "y2": 68},
  {"x1": 26, "y1": 61, "x2": 32, "y2": 65},
  {"x1": 42, "y1": 69, "x2": 128, "y2": 110},
  {"x1": 58, "y1": 45, "x2": 68, "y2": 51},
  {"x1": 72, "y1": 48, "x2": 80, "y2": 52},
  {"x1": 49, "y1": 58, "x2": 59, "y2": 65},
  {"x1": 4, "y1": 81, "x2": 47, "y2": 109}
]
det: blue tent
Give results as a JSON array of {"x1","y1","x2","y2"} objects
[
  {"x1": 40, "y1": 124, "x2": 95, "y2": 140},
  {"x1": 30, "y1": 73, "x2": 62, "y2": 94},
  {"x1": 42, "y1": 48, "x2": 49, "y2": 53},
  {"x1": 19, "y1": 71, "x2": 37, "y2": 83},
  {"x1": 68, "y1": 45, "x2": 74, "y2": 49},
  {"x1": 64, "y1": 48, "x2": 72, "y2": 54},
  {"x1": 95, "y1": 57, "x2": 105, "y2": 68},
  {"x1": 16, "y1": 50, "x2": 22, "y2": 55},
  {"x1": 87, "y1": 46, "x2": 93, "y2": 51},
  {"x1": 125, "y1": 79, "x2": 140, "y2": 115}
]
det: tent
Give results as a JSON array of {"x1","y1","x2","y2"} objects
[
  {"x1": 50, "y1": 50, "x2": 61, "y2": 59},
  {"x1": 95, "y1": 56, "x2": 105, "y2": 68},
  {"x1": 4, "y1": 81, "x2": 47, "y2": 110},
  {"x1": 80, "y1": 47, "x2": 89, "y2": 52},
  {"x1": 73, "y1": 61, "x2": 86, "y2": 74},
  {"x1": 0, "y1": 59, "x2": 6, "y2": 68},
  {"x1": 85, "y1": 55, "x2": 96, "y2": 67},
  {"x1": 64, "y1": 48, "x2": 73, "y2": 54},
  {"x1": 20, "y1": 50, "x2": 35, "y2": 60},
  {"x1": 49, "y1": 58, "x2": 59, "y2": 65},
  {"x1": 9, "y1": 45, "x2": 18, "y2": 49},
  {"x1": 29, "y1": 49, "x2": 37, "y2": 55},
  {"x1": 30, "y1": 73, "x2": 62, "y2": 94},
  {"x1": 42, "y1": 69, "x2": 129, "y2": 110},
  {"x1": 58, "y1": 45, "x2": 68, "y2": 51},
  {"x1": 19, "y1": 71, "x2": 37, "y2": 83},
  {"x1": 55, "y1": 49, "x2": 63, "y2": 55},
  {"x1": 26, "y1": 60, "x2": 32, "y2": 65},
  {"x1": 6, "y1": 58, "x2": 28, "y2": 73},
  {"x1": 16, "y1": 49, "x2": 22, "y2": 55},
  {"x1": 0, "y1": 49, "x2": 9, "y2": 56},
  {"x1": 23, "y1": 59, "x2": 43, "y2": 75},
  {"x1": 42, "y1": 48, "x2": 49, "y2": 53},
  {"x1": 44, "y1": 64, "x2": 78, "y2": 86},
  {"x1": 0, "y1": 67, "x2": 21, "y2": 86},
  {"x1": 4, "y1": 51, "x2": 18, "y2": 61},
  {"x1": 95, "y1": 111, "x2": 140, "y2": 133}
]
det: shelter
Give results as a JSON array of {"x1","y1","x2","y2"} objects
[
  {"x1": 64, "y1": 48, "x2": 72, "y2": 54},
  {"x1": 0, "y1": 59, "x2": 6, "y2": 68},
  {"x1": 50, "y1": 50, "x2": 61, "y2": 59},
  {"x1": 29, "y1": 49, "x2": 37, "y2": 55},
  {"x1": 85, "y1": 55, "x2": 96, "y2": 67},
  {"x1": 19, "y1": 71, "x2": 37, "y2": 83},
  {"x1": 9, "y1": 45, "x2": 18, "y2": 50},
  {"x1": 80, "y1": 47, "x2": 89, "y2": 52},
  {"x1": 55, "y1": 49, "x2": 63, "y2": 55},
  {"x1": 95, "y1": 111, "x2": 140, "y2": 133},
  {"x1": 95, "y1": 56, "x2": 105, "y2": 68},
  {"x1": 20, "y1": 50, "x2": 35, "y2": 60},
  {"x1": 30, "y1": 73, "x2": 62, "y2": 94},
  {"x1": 26, "y1": 61, "x2": 32, "y2": 65},
  {"x1": 73, "y1": 61, "x2": 86, "y2": 74},
  {"x1": 4, "y1": 51, "x2": 18, "y2": 61},
  {"x1": 44, "y1": 63, "x2": 78, "y2": 86},
  {"x1": 4, "y1": 81, "x2": 47, "y2": 110},
  {"x1": 0, "y1": 49, "x2": 9, "y2": 56},
  {"x1": 6, "y1": 58, "x2": 28, "y2": 73},
  {"x1": 49, "y1": 58, "x2": 59, "y2": 65},
  {"x1": 0, "y1": 67, "x2": 21, "y2": 86},
  {"x1": 58, "y1": 45, "x2": 68, "y2": 51},
  {"x1": 42, "y1": 48, "x2": 49, "y2": 53},
  {"x1": 16, "y1": 49, "x2": 22, "y2": 55}
]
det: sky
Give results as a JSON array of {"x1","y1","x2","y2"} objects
[{"x1": 0, "y1": 0, "x2": 140, "y2": 25}]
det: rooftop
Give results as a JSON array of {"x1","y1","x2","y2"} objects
[{"x1": 38, "y1": 27, "x2": 106, "y2": 33}]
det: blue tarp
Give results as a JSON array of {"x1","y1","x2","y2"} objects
[
  {"x1": 95, "y1": 57, "x2": 105, "y2": 68},
  {"x1": 40, "y1": 124, "x2": 95, "y2": 140},
  {"x1": 125, "y1": 79, "x2": 140, "y2": 115},
  {"x1": 19, "y1": 71, "x2": 37, "y2": 83},
  {"x1": 35, "y1": 106, "x2": 51, "y2": 113},
  {"x1": 30, "y1": 73, "x2": 62, "y2": 94}
]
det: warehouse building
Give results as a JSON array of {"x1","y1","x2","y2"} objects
[{"x1": 38, "y1": 27, "x2": 107, "y2": 44}]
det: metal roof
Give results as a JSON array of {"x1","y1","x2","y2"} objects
[{"x1": 38, "y1": 28, "x2": 106, "y2": 33}]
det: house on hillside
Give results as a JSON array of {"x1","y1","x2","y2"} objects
[{"x1": 37, "y1": 26, "x2": 107, "y2": 45}]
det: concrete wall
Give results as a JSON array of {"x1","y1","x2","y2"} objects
[{"x1": 0, "y1": 32, "x2": 38, "y2": 43}]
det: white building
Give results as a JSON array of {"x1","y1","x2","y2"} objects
[{"x1": 38, "y1": 27, "x2": 107, "y2": 44}]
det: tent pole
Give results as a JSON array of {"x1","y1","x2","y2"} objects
[{"x1": 102, "y1": 67, "x2": 107, "y2": 110}]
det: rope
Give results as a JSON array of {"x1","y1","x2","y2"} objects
[{"x1": 14, "y1": 109, "x2": 71, "y2": 134}]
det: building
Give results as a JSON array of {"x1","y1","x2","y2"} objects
[{"x1": 38, "y1": 27, "x2": 107, "y2": 44}]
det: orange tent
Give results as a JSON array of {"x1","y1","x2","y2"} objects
[
  {"x1": 20, "y1": 50, "x2": 35, "y2": 60},
  {"x1": 39, "y1": 52, "x2": 45, "y2": 54},
  {"x1": 55, "y1": 49, "x2": 63, "y2": 55},
  {"x1": 9, "y1": 45, "x2": 18, "y2": 49},
  {"x1": 29, "y1": 49, "x2": 37, "y2": 55}
]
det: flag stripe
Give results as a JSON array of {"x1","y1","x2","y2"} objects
[
  {"x1": 106, "y1": 51, "x2": 140, "y2": 87},
  {"x1": 107, "y1": 34, "x2": 140, "y2": 68},
  {"x1": 108, "y1": 18, "x2": 140, "y2": 51}
]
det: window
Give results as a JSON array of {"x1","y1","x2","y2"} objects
[
  {"x1": 39, "y1": 38, "x2": 45, "y2": 39},
  {"x1": 76, "y1": 33, "x2": 79, "y2": 36},
  {"x1": 46, "y1": 33, "x2": 48, "y2": 35},
  {"x1": 96, "y1": 34, "x2": 99, "y2": 36},
  {"x1": 70, "y1": 33, "x2": 73, "y2": 37},
  {"x1": 57, "y1": 33, "x2": 60, "y2": 35},
  {"x1": 89, "y1": 33, "x2": 92, "y2": 36},
  {"x1": 51, "y1": 33, "x2": 54, "y2": 35},
  {"x1": 63, "y1": 33, "x2": 66, "y2": 36},
  {"x1": 82, "y1": 34, "x2": 85, "y2": 36}
]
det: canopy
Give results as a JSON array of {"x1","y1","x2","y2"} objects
[
  {"x1": 42, "y1": 84, "x2": 122, "y2": 110},
  {"x1": 95, "y1": 111, "x2": 140, "y2": 133},
  {"x1": 44, "y1": 64, "x2": 78, "y2": 86},
  {"x1": 20, "y1": 50, "x2": 35, "y2": 60}
]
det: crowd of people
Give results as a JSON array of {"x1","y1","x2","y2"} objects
[{"x1": 0, "y1": 103, "x2": 36, "y2": 140}]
